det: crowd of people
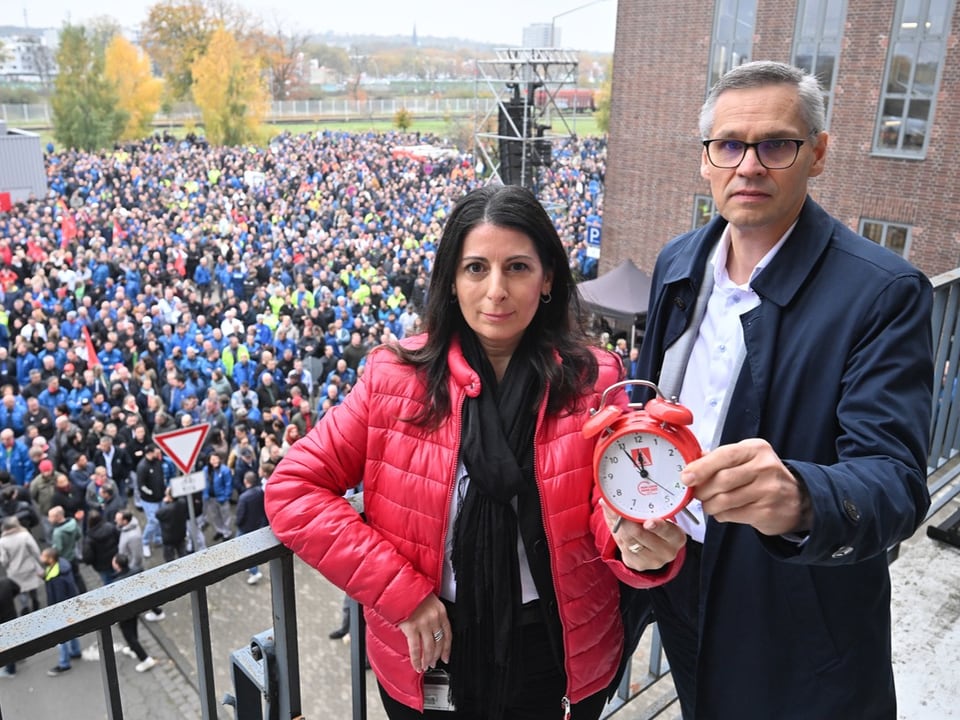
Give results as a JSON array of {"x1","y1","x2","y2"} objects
[{"x1": 0, "y1": 127, "x2": 608, "y2": 680}]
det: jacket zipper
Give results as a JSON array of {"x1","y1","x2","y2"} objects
[{"x1": 531, "y1": 390, "x2": 576, "y2": 702}]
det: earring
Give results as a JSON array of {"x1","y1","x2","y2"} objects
[{"x1": 540, "y1": 292, "x2": 552, "y2": 304}]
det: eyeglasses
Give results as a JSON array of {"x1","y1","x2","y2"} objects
[{"x1": 702, "y1": 138, "x2": 806, "y2": 170}]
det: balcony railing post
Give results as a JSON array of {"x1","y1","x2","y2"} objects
[
  {"x1": 192, "y1": 586, "x2": 219, "y2": 720},
  {"x1": 269, "y1": 553, "x2": 301, "y2": 718},
  {"x1": 349, "y1": 597, "x2": 367, "y2": 720},
  {"x1": 98, "y1": 626, "x2": 124, "y2": 720}
]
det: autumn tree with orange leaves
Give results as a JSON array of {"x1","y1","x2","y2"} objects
[
  {"x1": 104, "y1": 36, "x2": 164, "y2": 140},
  {"x1": 191, "y1": 26, "x2": 269, "y2": 146}
]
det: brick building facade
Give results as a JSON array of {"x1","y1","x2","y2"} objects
[{"x1": 602, "y1": 0, "x2": 960, "y2": 280}]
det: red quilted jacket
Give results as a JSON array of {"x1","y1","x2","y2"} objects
[{"x1": 265, "y1": 337, "x2": 682, "y2": 710}]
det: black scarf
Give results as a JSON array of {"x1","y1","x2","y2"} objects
[{"x1": 449, "y1": 331, "x2": 541, "y2": 718}]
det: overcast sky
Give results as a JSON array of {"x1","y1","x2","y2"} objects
[{"x1": 7, "y1": 0, "x2": 618, "y2": 52}]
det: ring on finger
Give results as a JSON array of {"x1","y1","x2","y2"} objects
[
  {"x1": 628, "y1": 542, "x2": 643, "y2": 554},
  {"x1": 433, "y1": 629, "x2": 444, "y2": 642}
]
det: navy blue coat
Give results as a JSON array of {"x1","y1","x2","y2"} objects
[
  {"x1": 636, "y1": 197, "x2": 933, "y2": 719},
  {"x1": 43, "y1": 558, "x2": 80, "y2": 606},
  {"x1": 236, "y1": 485, "x2": 268, "y2": 535}
]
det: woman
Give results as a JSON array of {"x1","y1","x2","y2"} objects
[
  {"x1": 265, "y1": 186, "x2": 686, "y2": 719},
  {"x1": 0, "y1": 515, "x2": 43, "y2": 615},
  {"x1": 280, "y1": 423, "x2": 300, "y2": 455}
]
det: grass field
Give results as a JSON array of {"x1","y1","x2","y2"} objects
[
  {"x1": 264, "y1": 114, "x2": 602, "y2": 140},
  {"x1": 34, "y1": 113, "x2": 602, "y2": 151}
]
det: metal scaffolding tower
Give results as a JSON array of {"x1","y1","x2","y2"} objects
[{"x1": 474, "y1": 48, "x2": 580, "y2": 189}]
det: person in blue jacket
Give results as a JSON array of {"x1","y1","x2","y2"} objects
[
  {"x1": 203, "y1": 453, "x2": 233, "y2": 541},
  {"x1": 630, "y1": 61, "x2": 933, "y2": 720},
  {"x1": 1, "y1": 428, "x2": 32, "y2": 486}
]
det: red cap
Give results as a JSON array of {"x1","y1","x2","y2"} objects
[{"x1": 39, "y1": 459, "x2": 54, "y2": 473}]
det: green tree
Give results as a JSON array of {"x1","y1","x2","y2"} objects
[
  {"x1": 394, "y1": 107, "x2": 413, "y2": 131},
  {"x1": 105, "y1": 35, "x2": 164, "y2": 140},
  {"x1": 305, "y1": 42, "x2": 351, "y2": 77},
  {"x1": 192, "y1": 26, "x2": 268, "y2": 146},
  {"x1": 85, "y1": 16, "x2": 123, "y2": 53},
  {"x1": 141, "y1": 0, "x2": 215, "y2": 102},
  {"x1": 142, "y1": 0, "x2": 259, "y2": 103},
  {"x1": 595, "y1": 60, "x2": 613, "y2": 134},
  {"x1": 51, "y1": 25, "x2": 127, "y2": 151}
]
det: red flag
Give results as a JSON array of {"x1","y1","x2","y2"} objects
[
  {"x1": 112, "y1": 217, "x2": 127, "y2": 242},
  {"x1": 61, "y1": 210, "x2": 77, "y2": 247},
  {"x1": 81, "y1": 325, "x2": 100, "y2": 368}
]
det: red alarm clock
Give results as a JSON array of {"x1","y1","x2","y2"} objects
[{"x1": 583, "y1": 380, "x2": 701, "y2": 524}]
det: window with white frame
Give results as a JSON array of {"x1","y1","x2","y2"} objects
[
  {"x1": 792, "y1": 0, "x2": 847, "y2": 130},
  {"x1": 874, "y1": 0, "x2": 955, "y2": 156},
  {"x1": 860, "y1": 219, "x2": 912, "y2": 258},
  {"x1": 707, "y1": 0, "x2": 758, "y2": 92}
]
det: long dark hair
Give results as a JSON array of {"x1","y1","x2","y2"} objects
[{"x1": 391, "y1": 184, "x2": 598, "y2": 426}]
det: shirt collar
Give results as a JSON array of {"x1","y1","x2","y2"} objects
[{"x1": 711, "y1": 220, "x2": 799, "y2": 291}]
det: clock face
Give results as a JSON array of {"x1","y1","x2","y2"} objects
[{"x1": 597, "y1": 430, "x2": 692, "y2": 521}]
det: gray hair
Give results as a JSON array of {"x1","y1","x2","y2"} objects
[{"x1": 699, "y1": 61, "x2": 826, "y2": 139}]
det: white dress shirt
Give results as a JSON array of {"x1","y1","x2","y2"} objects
[{"x1": 676, "y1": 223, "x2": 794, "y2": 541}]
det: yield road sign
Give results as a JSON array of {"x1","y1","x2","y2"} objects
[{"x1": 154, "y1": 423, "x2": 210, "y2": 475}]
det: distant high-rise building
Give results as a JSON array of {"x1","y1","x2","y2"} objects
[
  {"x1": 412, "y1": 24, "x2": 418, "y2": 47},
  {"x1": 522, "y1": 23, "x2": 555, "y2": 48}
]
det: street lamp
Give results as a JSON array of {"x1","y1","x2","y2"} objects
[{"x1": 550, "y1": 0, "x2": 614, "y2": 48}]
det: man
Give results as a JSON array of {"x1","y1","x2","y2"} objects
[
  {"x1": 631, "y1": 61, "x2": 933, "y2": 719},
  {"x1": 21, "y1": 368, "x2": 46, "y2": 400},
  {"x1": 115, "y1": 510, "x2": 144, "y2": 572},
  {"x1": 95, "y1": 480, "x2": 126, "y2": 521},
  {"x1": 94, "y1": 434, "x2": 132, "y2": 500},
  {"x1": 1, "y1": 428, "x2": 31, "y2": 486},
  {"x1": 0, "y1": 389, "x2": 26, "y2": 437},
  {"x1": 29, "y1": 459, "x2": 60, "y2": 542},
  {"x1": 40, "y1": 547, "x2": 82, "y2": 676},
  {"x1": 48, "y1": 505, "x2": 86, "y2": 594},
  {"x1": 156, "y1": 486, "x2": 189, "y2": 562},
  {"x1": 68, "y1": 452, "x2": 94, "y2": 492},
  {"x1": 135, "y1": 444, "x2": 166, "y2": 556},
  {"x1": 24, "y1": 396, "x2": 54, "y2": 440},
  {"x1": 235, "y1": 472, "x2": 268, "y2": 585}
]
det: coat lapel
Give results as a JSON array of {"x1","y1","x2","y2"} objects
[{"x1": 698, "y1": 197, "x2": 837, "y2": 628}]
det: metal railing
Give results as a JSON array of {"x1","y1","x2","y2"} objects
[
  {"x1": 0, "y1": 527, "x2": 299, "y2": 720},
  {"x1": 3, "y1": 271, "x2": 960, "y2": 720},
  {"x1": 927, "y1": 268, "x2": 960, "y2": 499},
  {"x1": 0, "y1": 96, "x2": 495, "y2": 129}
]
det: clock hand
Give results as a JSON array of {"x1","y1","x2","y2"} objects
[
  {"x1": 621, "y1": 448, "x2": 674, "y2": 496},
  {"x1": 630, "y1": 448, "x2": 649, "y2": 478}
]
